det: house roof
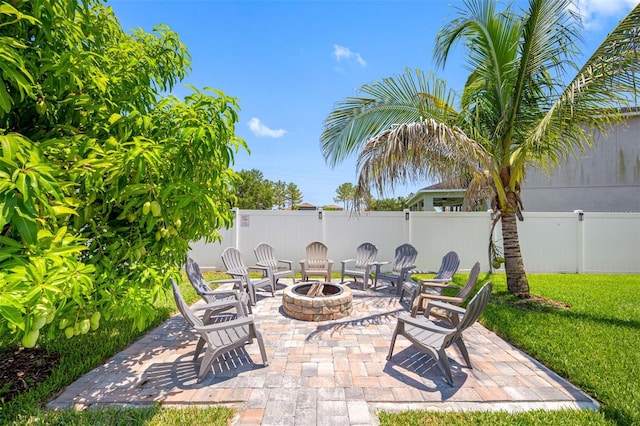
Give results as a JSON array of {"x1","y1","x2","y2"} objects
[
  {"x1": 298, "y1": 202, "x2": 317, "y2": 210},
  {"x1": 406, "y1": 180, "x2": 467, "y2": 206}
]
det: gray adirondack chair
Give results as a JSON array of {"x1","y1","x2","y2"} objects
[
  {"x1": 340, "y1": 242, "x2": 378, "y2": 290},
  {"x1": 254, "y1": 242, "x2": 296, "y2": 288},
  {"x1": 185, "y1": 257, "x2": 251, "y2": 317},
  {"x1": 170, "y1": 278, "x2": 268, "y2": 382},
  {"x1": 221, "y1": 247, "x2": 275, "y2": 305},
  {"x1": 373, "y1": 243, "x2": 418, "y2": 295},
  {"x1": 400, "y1": 250, "x2": 460, "y2": 306},
  {"x1": 299, "y1": 241, "x2": 333, "y2": 282},
  {"x1": 410, "y1": 261, "x2": 481, "y2": 323},
  {"x1": 387, "y1": 281, "x2": 493, "y2": 386}
]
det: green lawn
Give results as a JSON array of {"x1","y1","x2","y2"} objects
[
  {"x1": 1, "y1": 273, "x2": 638, "y2": 425},
  {"x1": 380, "y1": 273, "x2": 640, "y2": 426}
]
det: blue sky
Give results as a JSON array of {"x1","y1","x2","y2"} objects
[{"x1": 108, "y1": 0, "x2": 638, "y2": 206}]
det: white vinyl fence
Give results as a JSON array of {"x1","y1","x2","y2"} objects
[{"x1": 189, "y1": 209, "x2": 640, "y2": 274}]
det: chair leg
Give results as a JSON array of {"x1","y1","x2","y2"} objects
[
  {"x1": 399, "y1": 286, "x2": 406, "y2": 302},
  {"x1": 247, "y1": 282, "x2": 257, "y2": 306},
  {"x1": 194, "y1": 338, "x2": 206, "y2": 361},
  {"x1": 454, "y1": 338, "x2": 472, "y2": 369},
  {"x1": 386, "y1": 325, "x2": 401, "y2": 361},
  {"x1": 253, "y1": 327, "x2": 269, "y2": 366},
  {"x1": 408, "y1": 287, "x2": 418, "y2": 308},
  {"x1": 434, "y1": 348, "x2": 455, "y2": 386},
  {"x1": 197, "y1": 349, "x2": 218, "y2": 382}
]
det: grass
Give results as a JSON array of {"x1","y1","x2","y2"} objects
[
  {"x1": 0, "y1": 272, "x2": 236, "y2": 425},
  {"x1": 1, "y1": 272, "x2": 638, "y2": 425},
  {"x1": 380, "y1": 272, "x2": 639, "y2": 426}
]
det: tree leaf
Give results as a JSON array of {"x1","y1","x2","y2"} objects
[{"x1": 12, "y1": 204, "x2": 37, "y2": 245}]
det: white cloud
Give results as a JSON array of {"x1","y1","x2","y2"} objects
[
  {"x1": 573, "y1": 0, "x2": 639, "y2": 29},
  {"x1": 333, "y1": 44, "x2": 367, "y2": 67},
  {"x1": 247, "y1": 118, "x2": 287, "y2": 138}
]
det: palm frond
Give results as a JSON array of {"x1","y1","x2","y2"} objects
[
  {"x1": 434, "y1": 0, "x2": 522, "y2": 156},
  {"x1": 505, "y1": 0, "x2": 581, "y2": 150},
  {"x1": 354, "y1": 118, "x2": 491, "y2": 197},
  {"x1": 525, "y1": 4, "x2": 640, "y2": 165},
  {"x1": 320, "y1": 69, "x2": 457, "y2": 167}
]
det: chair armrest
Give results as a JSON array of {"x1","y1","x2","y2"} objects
[
  {"x1": 400, "y1": 265, "x2": 416, "y2": 279},
  {"x1": 419, "y1": 278, "x2": 452, "y2": 285},
  {"x1": 248, "y1": 265, "x2": 271, "y2": 278},
  {"x1": 419, "y1": 281, "x2": 455, "y2": 292},
  {"x1": 278, "y1": 259, "x2": 294, "y2": 268},
  {"x1": 397, "y1": 313, "x2": 453, "y2": 334},
  {"x1": 197, "y1": 288, "x2": 242, "y2": 298},
  {"x1": 426, "y1": 300, "x2": 467, "y2": 316},
  {"x1": 205, "y1": 277, "x2": 243, "y2": 287},
  {"x1": 196, "y1": 315, "x2": 255, "y2": 332},
  {"x1": 419, "y1": 294, "x2": 464, "y2": 305},
  {"x1": 341, "y1": 258, "x2": 356, "y2": 266},
  {"x1": 192, "y1": 298, "x2": 241, "y2": 312},
  {"x1": 373, "y1": 261, "x2": 390, "y2": 273}
]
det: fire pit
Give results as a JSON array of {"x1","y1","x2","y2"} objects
[{"x1": 282, "y1": 282, "x2": 353, "y2": 321}]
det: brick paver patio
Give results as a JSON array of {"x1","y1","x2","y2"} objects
[{"x1": 47, "y1": 280, "x2": 599, "y2": 425}]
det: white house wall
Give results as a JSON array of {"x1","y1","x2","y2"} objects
[{"x1": 188, "y1": 210, "x2": 640, "y2": 274}]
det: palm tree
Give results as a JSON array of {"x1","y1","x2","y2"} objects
[{"x1": 320, "y1": 0, "x2": 639, "y2": 297}]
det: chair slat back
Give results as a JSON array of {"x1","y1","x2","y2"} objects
[
  {"x1": 393, "y1": 243, "x2": 418, "y2": 273},
  {"x1": 222, "y1": 247, "x2": 248, "y2": 276},
  {"x1": 456, "y1": 281, "x2": 492, "y2": 332},
  {"x1": 171, "y1": 278, "x2": 204, "y2": 328},
  {"x1": 435, "y1": 251, "x2": 460, "y2": 280},
  {"x1": 306, "y1": 241, "x2": 328, "y2": 268},
  {"x1": 254, "y1": 242, "x2": 278, "y2": 270},
  {"x1": 456, "y1": 261, "x2": 481, "y2": 301},
  {"x1": 355, "y1": 242, "x2": 378, "y2": 269},
  {"x1": 186, "y1": 258, "x2": 209, "y2": 296}
]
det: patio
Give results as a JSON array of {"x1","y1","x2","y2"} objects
[{"x1": 47, "y1": 280, "x2": 599, "y2": 425}]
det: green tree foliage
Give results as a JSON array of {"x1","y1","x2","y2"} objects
[
  {"x1": 320, "y1": 0, "x2": 639, "y2": 297},
  {"x1": 285, "y1": 183, "x2": 303, "y2": 209},
  {"x1": 272, "y1": 180, "x2": 288, "y2": 210},
  {"x1": 234, "y1": 170, "x2": 302, "y2": 209},
  {"x1": 333, "y1": 182, "x2": 356, "y2": 209},
  {"x1": 235, "y1": 169, "x2": 275, "y2": 209},
  {"x1": 370, "y1": 197, "x2": 407, "y2": 211},
  {"x1": 0, "y1": 0, "x2": 245, "y2": 346}
]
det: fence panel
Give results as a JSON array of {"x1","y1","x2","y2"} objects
[
  {"x1": 410, "y1": 212, "x2": 490, "y2": 271},
  {"x1": 582, "y1": 213, "x2": 640, "y2": 273},
  {"x1": 187, "y1": 210, "x2": 640, "y2": 274},
  {"x1": 321, "y1": 211, "x2": 408, "y2": 268},
  {"x1": 517, "y1": 212, "x2": 580, "y2": 273}
]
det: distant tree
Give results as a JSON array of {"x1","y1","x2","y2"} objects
[
  {"x1": 334, "y1": 183, "x2": 356, "y2": 209},
  {"x1": 272, "y1": 180, "x2": 288, "y2": 209},
  {"x1": 236, "y1": 169, "x2": 274, "y2": 209},
  {"x1": 286, "y1": 183, "x2": 303, "y2": 208},
  {"x1": 370, "y1": 197, "x2": 407, "y2": 211}
]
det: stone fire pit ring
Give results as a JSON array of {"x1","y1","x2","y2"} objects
[{"x1": 282, "y1": 283, "x2": 353, "y2": 321}]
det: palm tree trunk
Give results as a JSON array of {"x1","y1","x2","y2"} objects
[{"x1": 500, "y1": 211, "x2": 530, "y2": 297}]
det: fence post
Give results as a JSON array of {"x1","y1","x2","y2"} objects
[
  {"x1": 318, "y1": 208, "x2": 325, "y2": 242},
  {"x1": 232, "y1": 207, "x2": 240, "y2": 249},
  {"x1": 404, "y1": 209, "x2": 411, "y2": 243},
  {"x1": 574, "y1": 210, "x2": 584, "y2": 273}
]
